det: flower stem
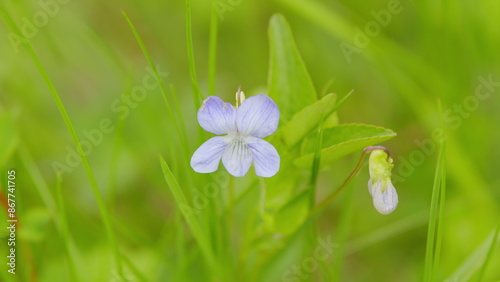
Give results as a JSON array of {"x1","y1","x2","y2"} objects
[
  {"x1": 308, "y1": 114, "x2": 325, "y2": 208},
  {"x1": 309, "y1": 146, "x2": 387, "y2": 217}
]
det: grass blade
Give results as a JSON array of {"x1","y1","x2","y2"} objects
[
  {"x1": 186, "y1": 0, "x2": 204, "y2": 108},
  {"x1": 19, "y1": 144, "x2": 82, "y2": 281},
  {"x1": 446, "y1": 227, "x2": 500, "y2": 281},
  {"x1": 159, "y1": 156, "x2": 220, "y2": 278},
  {"x1": 18, "y1": 144, "x2": 57, "y2": 215},
  {"x1": 432, "y1": 147, "x2": 446, "y2": 275},
  {"x1": 308, "y1": 114, "x2": 324, "y2": 208},
  {"x1": 120, "y1": 254, "x2": 149, "y2": 282},
  {"x1": 208, "y1": 0, "x2": 218, "y2": 96},
  {"x1": 476, "y1": 221, "x2": 500, "y2": 281},
  {"x1": 55, "y1": 173, "x2": 82, "y2": 282},
  {"x1": 0, "y1": 6, "x2": 123, "y2": 278},
  {"x1": 121, "y1": 10, "x2": 190, "y2": 161},
  {"x1": 423, "y1": 100, "x2": 447, "y2": 282}
]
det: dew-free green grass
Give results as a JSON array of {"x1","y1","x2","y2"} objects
[{"x1": 1, "y1": 0, "x2": 500, "y2": 281}]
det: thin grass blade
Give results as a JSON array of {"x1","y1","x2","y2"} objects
[
  {"x1": 159, "y1": 156, "x2": 220, "y2": 278},
  {"x1": 0, "y1": 7, "x2": 123, "y2": 278}
]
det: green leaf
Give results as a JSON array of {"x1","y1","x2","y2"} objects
[
  {"x1": 280, "y1": 93, "x2": 337, "y2": 148},
  {"x1": 271, "y1": 117, "x2": 323, "y2": 236},
  {"x1": 263, "y1": 137, "x2": 301, "y2": 210},
  {"x1": 267, "y1": 14, "x2": 317, "y2": 121},
  {"x1": 294, "y1": 124, "x2": 396, "y2": 168},
  {"x1": 0, "y1": 112, "x2": 17, "y2": 168}
]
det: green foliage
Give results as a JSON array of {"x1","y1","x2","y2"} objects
[
  {"x1": 424, "y1": 131, "x2": 446, "y2": 282},
  {"x1": 295, "y1": 124, "x2": 396, "y2": 168},
  {"x1": 1, "y1": 0, "x2": 499, "y2": 281},
  {"x1": 476, "y1": 222, "x2": 500, "y2": 281},
  {"x1": 274, "y1": 189, "x2": 310, "y2": 235},
  {"x1": 268, "y1": 14, "x2": 317, "y2": 121},
  {"x1": 280, "y1": 93, "x2": 339, "y2": 148},
  {"x1": 159, "y1": 156, "x2": 220, "y2": 277}
]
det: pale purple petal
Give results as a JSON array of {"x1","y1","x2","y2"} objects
[
  {"x1": 191, "y1": 137, "x2": 229, "y2": 173},
  {"x1": 247, "y1": 137, "x2": 280, "y2": 177},
  {"x1": 198, "y1": 96, "x2": 236, "y2": 135},
  {"x1": 368, "y1": 179, "x2": 398, "y2": 215},
  {"x1": 222, "y1": 137, "x2": 253, "y2": 177},
  {"x1": 236, "y1": 94, "x2": 279, "y2": 138}
]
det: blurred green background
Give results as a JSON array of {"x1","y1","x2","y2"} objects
[{"x1": 1, "y1": 0, "x2": 499, "y2": 281}]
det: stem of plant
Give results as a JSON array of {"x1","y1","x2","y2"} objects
[{"x1": 309, "y1": 146, "x2": 389, "y2": 217}]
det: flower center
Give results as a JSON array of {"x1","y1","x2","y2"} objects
[
  {"x1": 229, "y1": 134, "x2": 247, "y2": 145},
  {"x1": 224, "y1": 133, "x2": 252, "y2": 164}
]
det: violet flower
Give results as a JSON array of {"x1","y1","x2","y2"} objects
[{"x1": 191, "y1": 91, "x2": 280, "y2": 177}]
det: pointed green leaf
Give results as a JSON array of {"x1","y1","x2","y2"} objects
[
  {"x1": 294, "y1": 124, "x2": 396, "y2": 168},
  {"x1": 280, "y1": 93, "x2": 339, "y2": 148},
  {"x1": 268, "y1": 14, "x2": 317, "y2": 121}
]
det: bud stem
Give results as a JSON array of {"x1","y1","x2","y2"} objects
[{"x1": 309, "y1": 146, "x2": 390, "y2": 217}]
